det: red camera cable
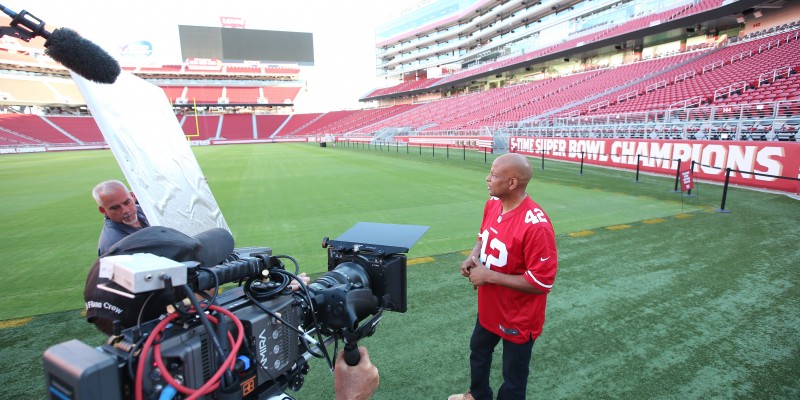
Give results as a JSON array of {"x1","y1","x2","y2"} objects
[{"x1": 135, "y1": 305, "x2": 245, "y2": 400}]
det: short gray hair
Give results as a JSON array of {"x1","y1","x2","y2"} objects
[{"x1": 92, "y1": 180, "x2": 129, "y2": 206}]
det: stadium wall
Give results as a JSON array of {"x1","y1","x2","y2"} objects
[
  {"x1": 510, "y1": 137, "x2": 800, "y2": 194},
  {"x1": 335, "y1": 135, "x2": 492, "y2": 149}
]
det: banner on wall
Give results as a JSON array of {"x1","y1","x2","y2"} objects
[{"x1": 509, "y1": 137, "x2": 800, "y2": 193}]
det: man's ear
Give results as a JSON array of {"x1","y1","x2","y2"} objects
[
  {"x1": 98, "y1": 206, "x2": 107, "y2": 215},
  {"x1": 508, "y1": 177, "x2": 519, "y2": 190},
  {"x1": 130, "y1": 192, "x2": 137, "y2": 202}
]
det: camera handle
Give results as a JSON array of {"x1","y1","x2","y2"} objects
[{"x1": 342, "y1": 309, "x2": 384, "y2": 366}]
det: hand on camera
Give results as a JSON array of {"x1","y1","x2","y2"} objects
[
  {"x1": 335, "y1": 346, "x2": 379, "y2": 400},
  {"x1": 289, "y1": 272, "x2": 310, "y2": 292}
]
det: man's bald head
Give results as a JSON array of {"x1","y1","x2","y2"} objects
[{"x1": 495, "y1": 153, "x2": 532, "y2": 189}]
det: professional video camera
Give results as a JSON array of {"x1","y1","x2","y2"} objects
[{"x1": 43, "y1": 222, "x2": 427, "y2": 400}]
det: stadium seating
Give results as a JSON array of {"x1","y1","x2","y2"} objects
[
  {"x1": 371, "y1": 3, "x2": 698, "y2": 98},
  {"x1": 180, "y1": 115, "x2": 221, "y2": 140},
  {"x1": 293, "y1": 110, "x2": 360, "y2": 136},
  {"x1": 47, "y1": 116, "x2": 104, "y2": 143},
  {"x1": 184, "y1": 87, "x2": 224, "y2": 104},
  {"x1": 363, "y1": 78, "x2": 443, "y2": 99},
  {"x1": 255, "y1": 115, "x2": 290, "y2": 138},
  {"x1": 161, "y1": 86, "x2": 188, "y2": 103},
  {"x1": 219, "y1": 114, "x2": 255, "y2": 140},
  {"x1": 0, "y1": 76, "x2": 83, "y2": 105},
  {"x1": 555, "y1": 28, "x2": 800, "y2": 118},
  {"x1": 261, "y1": 87, "x2": 302, "y2": 104},
  {"x1": 1, "y1": 6, "x2": 799, "y2": 146},
  {"x1": 305, "y1": 104, "x2": 422, "y2": 135},
  {"x1": 774, "y1": 119, "x2": 799, "y2": 141},
  {"x1": 225, "y1": 87, "x2": 261, "y2": 104},
  {"x1": 0, "y1": 114, "x2": 75, "y2": 144},
  {"x1": 273, "y1": 113, "x2": 321, "y2": 137}
]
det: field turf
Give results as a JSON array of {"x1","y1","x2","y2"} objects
[{"x1": 0, "y1": 142, "x2": 797, "y2": 399}]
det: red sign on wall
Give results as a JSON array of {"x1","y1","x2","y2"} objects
[{"x1": 507, "y1": 137, "x2": 800, "y2": 193}]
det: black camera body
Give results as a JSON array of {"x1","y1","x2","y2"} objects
[
  {"x1": 43, "y1": 222, "x2": 428, "y2": 400},
  {"x1": 325, "y1": 244, "x2": 407, "y2": 313},
  {"x1": 101, "y1": 282, "x2": 306, "y2": 400}
]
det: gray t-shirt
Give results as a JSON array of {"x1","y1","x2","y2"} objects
[{"x1": 97, "y1": 205, "x2": 150, "y2": 256}]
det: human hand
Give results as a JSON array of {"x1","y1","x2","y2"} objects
[
  {"x1": 460, "y1": 256, "x2": 477, "y2": 277},
  {"x1": 335, "y1": 346, "x2": 379, "y2": 400},
  {"x1": 467, "y1": 256, "x2": 490, "y2": 287},
  {"x1": 289, "y1": 272, "x2": 310, "y2": 292}
]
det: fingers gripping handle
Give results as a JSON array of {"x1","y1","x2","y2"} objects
[{"x1": 343, "y1": 341, "x2": 361, "y2": 366}]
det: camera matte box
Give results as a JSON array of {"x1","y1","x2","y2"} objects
[
  {"x1": 333, "y1": 222, "x2": 429, "y2": 253},
  {"x1": 99, "y1": 253, "x2": 187, "y2": 293}
]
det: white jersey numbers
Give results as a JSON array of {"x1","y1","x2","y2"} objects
[
  {"x1": 479, "y1": 229, "x2": 508, "y2": 269},
  {"x1": 525, "y1": 208, "x2": 548, "y2": 225}
]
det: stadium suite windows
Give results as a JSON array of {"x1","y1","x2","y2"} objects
[{"x1": 374, "y1": 0, "x2": 679, "y2": 77}]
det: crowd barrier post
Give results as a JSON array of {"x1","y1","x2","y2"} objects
[
  {"x1": 673, "y1": 159, "x2": 682, "y2": 192},
  {"x1": 579, "y1": 151, "x2": 585, "y2": 175},
  {"x1": 717, "y1": 167, "x2": 733, "y2": 213},
  {"x1": 540, "y1": 148, "x2": 545, "y2": 170},
  {"x1": 634, "y1": 154, "x2": 642, "y2": 183}
]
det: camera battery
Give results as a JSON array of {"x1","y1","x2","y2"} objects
[{"x1": 99, "y1": 253, "x2": 187, "y2": 293}]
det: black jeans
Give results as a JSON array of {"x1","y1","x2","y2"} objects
[{"x1": 469, "y1": 317, "x2": 535, "y2": 400}]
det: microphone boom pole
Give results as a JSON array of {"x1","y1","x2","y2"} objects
[{"x1": 0, "y1": 4, "x2": 121, "y2": 84}]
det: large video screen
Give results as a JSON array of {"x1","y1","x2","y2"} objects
[{"x1": 179, "y1": 25, "x2": 314, "y2": 65}]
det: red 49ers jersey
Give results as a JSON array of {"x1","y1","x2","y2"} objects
[{"x1": 477, "y1": 195, "x2": 558, "y2": 343}]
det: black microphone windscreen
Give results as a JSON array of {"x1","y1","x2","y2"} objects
[{"x1": 44, "y1": 28, "x2": 121, "y2": 84}]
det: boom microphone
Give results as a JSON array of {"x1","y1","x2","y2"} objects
[
  {"x1": 0, "y1": 4, "x2": 120, "y2": 84},
  {"x1": 44, "y1": 27, "x2": 121, "y2": 84}
]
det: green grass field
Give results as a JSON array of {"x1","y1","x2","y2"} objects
[{"x1": 1, "y1": 143, "x2": 798, "y2": 399}]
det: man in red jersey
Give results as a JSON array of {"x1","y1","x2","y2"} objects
[{"x1": 450, "y1": 153, "x2": 558, "y2": 400}]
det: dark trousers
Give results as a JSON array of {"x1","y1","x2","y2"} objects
[{"x1": 469, "y1": 317, "x2": 535, "y2": 400}]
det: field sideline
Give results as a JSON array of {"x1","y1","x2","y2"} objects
[{"x1": 1, "y1": 143, "x2": 798, "y2": 399}]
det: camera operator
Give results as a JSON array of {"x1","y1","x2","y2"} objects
[
  {"x1": 83, "y1": 225, "x2": 234, "y2": 335},
  {"x1": 92, "y1": 180, "x2": 150, "y2": 256}
]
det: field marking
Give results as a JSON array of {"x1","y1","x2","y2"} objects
[
  {"x1": 568, "y1": 230, "x2": 595, "y2": 237},
  {"x1": 675, "y1": 213, "x2": 694, "y2": 219},
  {"x1": 0, "y1": 317, "x2": 32, "y2": 329},
  {"x1": 606, "y1": 224, "x2": 633, "y2": 231},
  {"x1": 643, "y1": 218, "x2": 666, "y2": 224},
  {"x1": 408, "y1": 256, "x2": 435, "y2": 265}
]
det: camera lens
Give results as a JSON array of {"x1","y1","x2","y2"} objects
[{"x1": 309, "y1": 262, "x2": 370, "y2": 291}]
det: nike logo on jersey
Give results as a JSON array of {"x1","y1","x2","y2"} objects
[{"x1": 540, "y1": 256, "x2": 551, "y2": 262}]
